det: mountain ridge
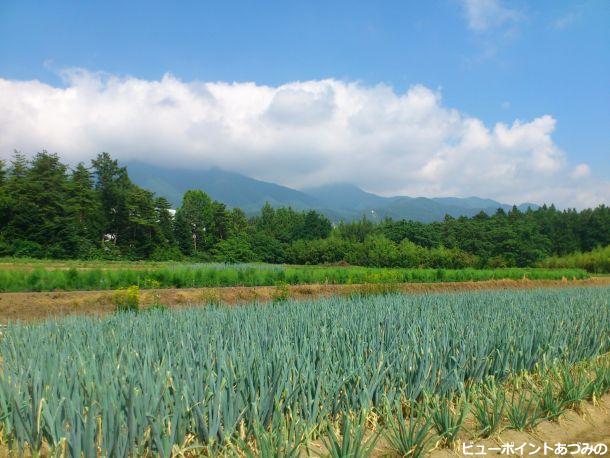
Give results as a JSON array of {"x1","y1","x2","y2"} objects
[{"x1": 125, "y1": 161, "x2": 539, "y2": 223}]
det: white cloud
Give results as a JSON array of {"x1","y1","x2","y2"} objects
[
  {"x1": 459, "y1": 0, "x2": 521, "y2": 32},
  {"x1": 553, "y1": 11, "x2": 580, "y2": 30},
  {"x1": 0, "y1": 70, "x2": 608, "y2": 209},
  {"x1": 571, "y1": 163, "x2": 591, "y2": 179}
]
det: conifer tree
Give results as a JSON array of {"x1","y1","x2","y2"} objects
[
  {"x1": 154, "y1": 196, "x2": 175, "y2": 246},
  {"x1": 91, "y1": 152, "x2": 131, "y2": 246},
  {"x1": 68, "y1": 162, "x2": 103, "y2": 256},
  {"x1": 174, "y1": 190, "x2": 214, "y2": 256}
]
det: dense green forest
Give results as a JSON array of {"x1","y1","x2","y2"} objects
[{"x1": 0, "y1": 151, "x2": 608, "y2": 269}]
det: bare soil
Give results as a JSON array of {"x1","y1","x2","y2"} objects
[
  {"x1": 305, "y1": 394, "x2": 610, "y2": 457},
  {"x1": 426, "y1": 394, "x2": 610, "y2": 457},
  {"x1": 0, "y1": 277, "x2": 608, "y2": 323}
]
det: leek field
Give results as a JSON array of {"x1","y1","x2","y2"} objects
[
  {"x1": 0, "y1": 264, "x2": 588, "y2": 293},
  {"x1": 0, "y1": 286, "x2": 608, "y2": 456}
]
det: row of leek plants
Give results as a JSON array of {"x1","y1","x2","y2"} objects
[{"x1": 0, "y1": 287, "x2": 607, "y2": 456}]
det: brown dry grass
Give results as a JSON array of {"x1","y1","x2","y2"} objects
[{"x1": 0, "y1": 277, "x2": 608, "y2": 324}]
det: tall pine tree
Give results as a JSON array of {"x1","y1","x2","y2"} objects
[{"x1": 68, "y1": 163, "x2": 103, "y2": 256}]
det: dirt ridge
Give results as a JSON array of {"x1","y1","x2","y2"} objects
[{"x1": 0, "y1": 277, "x2": 608, "y2": 323}]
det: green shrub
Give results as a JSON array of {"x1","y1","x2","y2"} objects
[
  {"x1": 201, "y1": 289, "x2": 222, "y2": 305},
  {"x1": 271, "y1": 281, "x2": 290, "y2": 303},
  {"x1": 113, "y1": 285, "x2": 140, "y2": 312},
  {"x1": 539, "y1": 246, "x2": 610, "y2": 273}
]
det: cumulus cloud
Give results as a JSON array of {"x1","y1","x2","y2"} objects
[
  {"x1": 571, "y1": 164, "x2": 591, "y2": 179},
  {"x1": 459, "y1": 0, "x2": 521, "y2": 32},
  {"x1": 0, "y1": 70, "x2": 608, "y2": 208}
]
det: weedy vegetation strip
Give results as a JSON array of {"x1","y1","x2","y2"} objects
[
  {"x1": 0, "y1": 265, "x2": 588, "y2": 292},
  {"x1": 0, "y1": 287, "x2": 607, "y2": 456}
]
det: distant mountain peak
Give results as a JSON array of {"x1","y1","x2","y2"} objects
[
  {"x1": 126, "y1": 161, "x2": 539, "y2": 223},
  {"x1": 125, "y1": 161, "x2": 323, "y2": 212}
]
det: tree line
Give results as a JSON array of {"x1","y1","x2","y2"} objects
[{"x1": 0, "y1": 151, "x2": 608, "y2": 268}]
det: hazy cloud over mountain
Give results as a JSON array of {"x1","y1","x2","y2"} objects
[{"x1": 0, "y1": 69, "x2": 607, "y2": 209}]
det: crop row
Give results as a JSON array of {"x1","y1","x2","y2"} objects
[
  {"x1": 318, "y1": 356, "x2": 610, "y2": 457},
  {"x1": 0, "y1": 286, "x2": 607, "y2": 455},
  {"x1": 0, "y1": 265, "x2": 588, "y2": 292}
]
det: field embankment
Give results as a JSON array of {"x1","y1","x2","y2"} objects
[
  {"x1": 1, "y1": 277, "x2": 608, "y2": 323},
  {"x1": 0, "y1": 263, "x2": 589, "y2": 293}
]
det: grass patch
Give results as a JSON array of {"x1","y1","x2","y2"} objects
[{"x1": 0, "y1": 264, "x2": 589, "y2": 292}]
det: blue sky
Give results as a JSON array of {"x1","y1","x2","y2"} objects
[{"x1": 0, "y1": 0, "x2": 608, "y2": 207}]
